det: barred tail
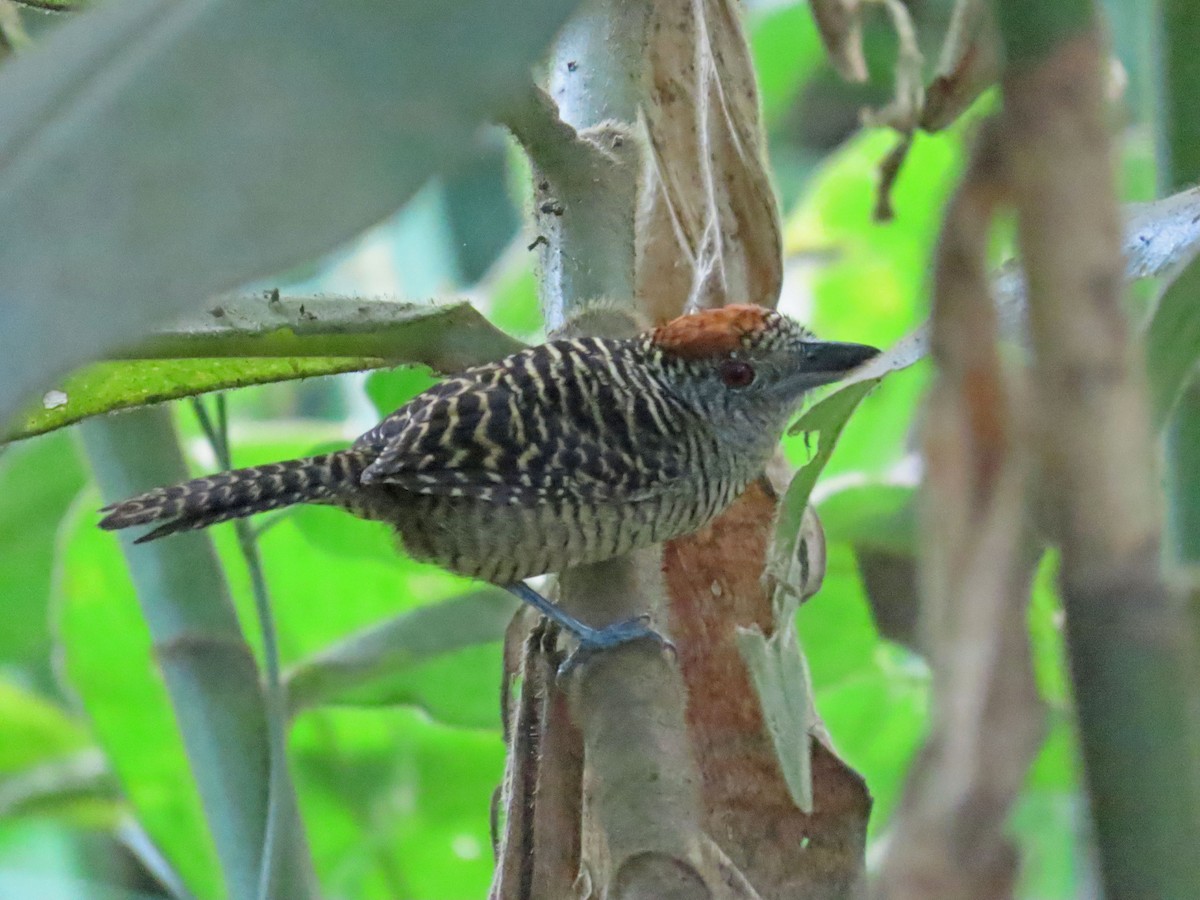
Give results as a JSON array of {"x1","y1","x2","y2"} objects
[{"x1": 98, "y1": 451, "x2": 367, "y2": 543}]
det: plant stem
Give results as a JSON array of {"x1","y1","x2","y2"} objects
[{"x1": 995, "y1": 3, "x2": 1200, "y2": 895}]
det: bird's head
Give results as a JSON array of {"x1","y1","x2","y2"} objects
[{"x1": 646, "y1": 305, "x2": 878, "y2": 448}]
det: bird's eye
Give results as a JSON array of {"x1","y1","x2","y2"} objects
[{"x1": 718, "y1": 359, "x2": 756, "y2": 389}]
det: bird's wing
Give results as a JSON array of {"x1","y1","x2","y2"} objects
[{"x1": 353, "y1": 357, "x2": 689, "y2": 504}]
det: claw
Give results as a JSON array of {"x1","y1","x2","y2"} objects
[
  {"x1": 556, "y1": 615, "x2": 676, "y2": 679},
  {"x1": 503, "y1": 583, "x2": 675, "y2": 678}
]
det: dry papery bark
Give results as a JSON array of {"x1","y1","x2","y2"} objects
[{"x1": 491, "y1": 0, "x2": 870, "y2": 896}]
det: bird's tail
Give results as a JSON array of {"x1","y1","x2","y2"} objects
[{"x1": 98, "y1": 451, "x2": 368, "y2": 543}]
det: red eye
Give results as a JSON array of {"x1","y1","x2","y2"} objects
[{"x1": 719, "y1": 359, "x2": 755, "y2": 388}]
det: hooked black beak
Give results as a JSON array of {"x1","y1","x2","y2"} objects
[{"x1": 790, "y1": 340, "x2": 880, "y2": 390}]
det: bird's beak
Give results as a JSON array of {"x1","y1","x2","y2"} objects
[{"x1": 787, "y1": 340, "x2": 880, "y2": 391}]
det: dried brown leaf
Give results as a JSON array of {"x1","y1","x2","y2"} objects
[
  {"x1": 810, "y1": 0, "x2": 869, "y2": 83},
  {"x1": 921, "y1": 0, "x2": 1001, "y2": 132}
]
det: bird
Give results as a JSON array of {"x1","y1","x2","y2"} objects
[{"x1": 99, "y1": 304, "x2": 877, "y2": 666}]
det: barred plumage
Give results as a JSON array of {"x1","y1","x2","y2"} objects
[{"x1": 100, "y1": 306, "x2": 876, "y2": 590}]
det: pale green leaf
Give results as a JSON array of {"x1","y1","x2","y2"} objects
[
  {"x1": 285, "y1": 590, "x2": 517, "y2": 727},
  {"x1": 7, "y1": 299, "x2": 524, "y2": 443},
  {"x1": 0, "y1": 0, "x2": 584, "y2": 425}
]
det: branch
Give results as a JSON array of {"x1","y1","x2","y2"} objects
[
  {"x1": 877, "y1": 118, "x2": 1045, "y2": 899},
  {"x1": 998, "y1": 10, "x2": 1200, "y2": 897}
]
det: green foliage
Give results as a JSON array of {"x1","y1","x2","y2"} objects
[
  {"x1": 1, "y1": 1, "x2": 1192, "y2": 898},
  {"x1": 0, "y1": 433, "x2": 85, "y2": 680},
  {"x1": 0, "y1": 0, "x2": 586, "y2": 427},
  {"x1": 56, "y1": 501, "x2": 224, "y2": 898}
]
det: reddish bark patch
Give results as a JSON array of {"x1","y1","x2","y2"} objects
[{"x1": 663, "y1": 479, "x2": 871, "y2": 897}]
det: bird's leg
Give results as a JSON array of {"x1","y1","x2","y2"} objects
[{"x1": 505, "y1": 582, "x2": 674, "y2": 677}]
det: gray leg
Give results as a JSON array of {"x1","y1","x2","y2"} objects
[{"x1": 505, "y1": 582, "x2": 673, "y2": 676}]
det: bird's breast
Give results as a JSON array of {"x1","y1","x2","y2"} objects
[{"x1": 382, "y1": 471, "x2": 746, "y2": 586}]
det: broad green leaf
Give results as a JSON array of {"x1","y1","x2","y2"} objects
[
  {"x1": 0, "y1": 0, "x2": 585, "y2": 425},
  {"x1": 285, "y1": 590, "x2": 517, "y2": 728},
  {"x1": 54, "y1": 497, "x2": 223, "y2": 900},
  {"x1": 0, "y1": 431, "x2": 85, "y2": 676},
  {"x1": 7, "y1": 299, "x2": 525, "y2": 443},
  {"x1": 804, "y1": 545, "x2": 929, "y2": 835},
  {"x1": 817, "y1": 482, "x2": 917, "y2": 556},
  {"x1": 13, "y1": 359, "x2": 373, "y2": 445},
  {"x1": 291, "y1": 707, "x2": 504, "y2": 900},
  {"x1": 0, "y1": 680, "x2": 90, "y2": 774}
]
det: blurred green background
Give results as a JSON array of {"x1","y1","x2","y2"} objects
[{"x1": 0, "y1": 0, "x2": 1166, "y2": 896}]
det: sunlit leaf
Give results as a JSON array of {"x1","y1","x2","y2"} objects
[
  {"x1": 292, "y1": 707, "x2": 504, "y2": 900},
  {"x1": 0, "y1": 432, "x2": 85, "y2": 676},
  {"x1": 285, "y1": 590, "x2": 516, "y2": 728},
  {"x1": 54, "y1": 497, "x2": 223, "y2": 900},
  {"x1": 7, "y1": 300, "x2": 524, "y2": 443}
]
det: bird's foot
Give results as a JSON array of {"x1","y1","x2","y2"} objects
[
  {"x1": 557, "y1": 614, "x2": 676, "y2": 679},
  {"x1": 503, "y1": 583, "x2": 675, "y2": 678}
]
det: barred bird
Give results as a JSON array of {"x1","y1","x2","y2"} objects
[{"x1": 99, "y1": 305, "x2": 876, "y2": 662}]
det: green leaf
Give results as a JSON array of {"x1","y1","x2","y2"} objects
[
  {"x1": 735, "y1": 626, "x2": 816, "y2": 813},
  {"x1": 817, "y1": 482, "x2": 917, "y2": 556},
  {"x1": 13, "y1": 359, "x2": 372, "y2": 445},
  {"x1": 291, "y1": 707, "x2": 505, "y2": 900},
  {"x1": 54, "y1": 496, "x2": 224, "y2": 900},
  {"x1": 7, "y1": 300, "x2": 525, "y2": 443},
  {"x1": 285, "y1": 590, "x2": 517, "y2": 728},
  {"x1": 0, "y1": 0, "x2": 584, "y2": 425},
  {"x1": 0, "y1": 432, "x2": 85, "y2": 675},
  {"x1": 771, "y1": 379, "x2": 880, "y2": 601}
]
